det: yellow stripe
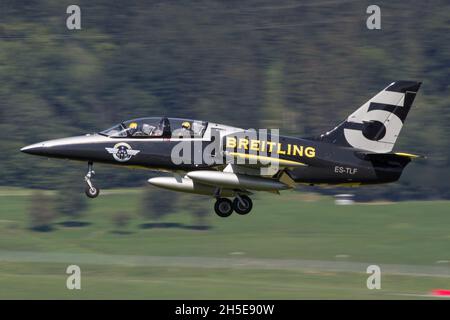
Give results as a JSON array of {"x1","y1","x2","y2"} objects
[
  {"x1": 229, "y1": 152, "x2": 307, "y2": 167},
  {"x1": 394, "y1": 152, "x2": 420, "y2": 159}
]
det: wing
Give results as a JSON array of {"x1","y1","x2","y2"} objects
[
  {"x1": 187, "y1": 163, "x2": 295, "y2": 192},
  {"x1": 225, "y1": 151, "x2": 307, "y2": 168}
]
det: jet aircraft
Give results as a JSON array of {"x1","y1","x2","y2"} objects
[{"x1": 21, "y1": 81, "x2": 423, "y2": 217}]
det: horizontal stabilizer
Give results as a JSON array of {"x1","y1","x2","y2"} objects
[
  {"x1": 355, "y1": 151, "x2": 425, "y2": 168},
  {"x1": 393, "y1": 152, "x2": 426, "y2": 159}
]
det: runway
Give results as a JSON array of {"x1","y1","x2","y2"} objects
[{"x1": 1, "y1": 250, "x2": 449, "y2": 278}]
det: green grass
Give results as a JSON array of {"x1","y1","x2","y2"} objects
[
  {"x1": 0, "y1": 262, "x2": 447, "y2": 299},
  {"x1": 1, "y1": 188, "x2": 450, "y2": 299}
]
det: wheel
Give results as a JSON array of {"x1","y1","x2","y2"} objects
[
  {"x1": 233, "y1": 195, "x2": 253, "y2": 215},
  {"x1": 85, "y1": 185, "x2": 100, "y2": 198},
  {"x1": 214, "y1": 198, "x2": 233, "y2": 217}
]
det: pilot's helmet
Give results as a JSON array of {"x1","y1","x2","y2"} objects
[
  {"x1": 129, "y1": 122, "x2": 138, "y2": 129},
  {"x1": 182, "y1": 121, "x2": 191, "y2": 130}
]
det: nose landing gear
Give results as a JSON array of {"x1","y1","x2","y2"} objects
[{"x1": 84, "y1": 162, "x2": 100, "y2": 198}]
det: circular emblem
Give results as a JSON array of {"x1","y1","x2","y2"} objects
[{"x1": 106, "y1": 142, "x2": 140, "y2": 162}]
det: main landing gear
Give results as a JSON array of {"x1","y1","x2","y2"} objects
[
  {"x1": 84, "y1": 162, "x2": 100, "y2": 198},
  {"x1": 214, "y1": 195, "x2": 253, "y2": 218}
]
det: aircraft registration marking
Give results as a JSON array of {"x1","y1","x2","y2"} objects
[{"x1": 334, "y1": 166, "x2": 358, "y2": 175}]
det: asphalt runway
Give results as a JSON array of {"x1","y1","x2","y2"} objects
[{"x1": 1, "y1": 250, "x2": 449, "y2": 278}]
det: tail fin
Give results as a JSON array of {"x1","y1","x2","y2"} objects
[{"x1": 320, "y1": 81, "x2": 421, "y2": 153}]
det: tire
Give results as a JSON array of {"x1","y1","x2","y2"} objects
[
  {"x1": 85, "y1": 185, "x2": 100, "y2": 198},
  {"x1": 233, "y1": 195, "x2": 253, "y2": 215},
  {"x1": 214, "y1": 198, "x2": 233, "y2": 217}
]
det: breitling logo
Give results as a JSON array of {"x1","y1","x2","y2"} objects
[
  {"x1": 225, "y1": 137, "x2": 316, "y2": 158},
  {"x1": 105, "y1": 142, "x2": 140, "y2": 162}
]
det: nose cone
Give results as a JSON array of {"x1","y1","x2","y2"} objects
[
  {"x1": 20, "y1": 142, "x2": 49, "y2": 156},
  {"x1": 20, "y1": 135, "x2": 103, "y2": 159}
]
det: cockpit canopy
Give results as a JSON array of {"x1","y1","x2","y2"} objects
[{"x1": 99, "y1": 117, "x2": 208, "y2": 138}]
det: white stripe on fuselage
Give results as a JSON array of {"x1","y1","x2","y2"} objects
[{"x1": 37, "y1": 135, "x2": 207, "y2": 148}]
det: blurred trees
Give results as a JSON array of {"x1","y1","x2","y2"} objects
[
  {"x1": 140, "y1": 188, "x2": 211, "y2": 226},
  {"x1": 140, "y1": 189, "x2": 178, "y2": 221},
  {"x1": 28, "y1": 191, "x2": 56, "y2": 231},
  {"x1": 179, "y1": 194, "x2": 210, "y2": 227},
  {"x1": 1, "y1": 1, "x2": 449, "y2": 200},
  {"x1": 54, "y1": 173, "x2": 88, "y2": 220},
  {"x1": 111, "y1": 212, "x2": 132, "y2": 232}
]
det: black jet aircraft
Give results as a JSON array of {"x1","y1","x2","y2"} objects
[{"x1": 21, "y1": 81, "x2": 423, "y2": 217}]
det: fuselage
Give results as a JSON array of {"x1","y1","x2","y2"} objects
[{"x1": 20, "y1": 117, "x2": 409, "y2": 186}]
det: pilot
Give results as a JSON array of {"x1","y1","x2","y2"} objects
[
  {"x1": 181, "y1": 121, "x2": 194, "y2": 137},
  {"x1": 128, "y1": 122, "x2": 138, "y2": 136}
]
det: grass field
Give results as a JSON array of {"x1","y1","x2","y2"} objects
[{"x1": 0, "y1": 188, "x2": 449, "y2": 299}]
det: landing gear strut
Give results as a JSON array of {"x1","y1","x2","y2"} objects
[{"x1": 84, "y1": 162, "x2": 100, "y2": 198}]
